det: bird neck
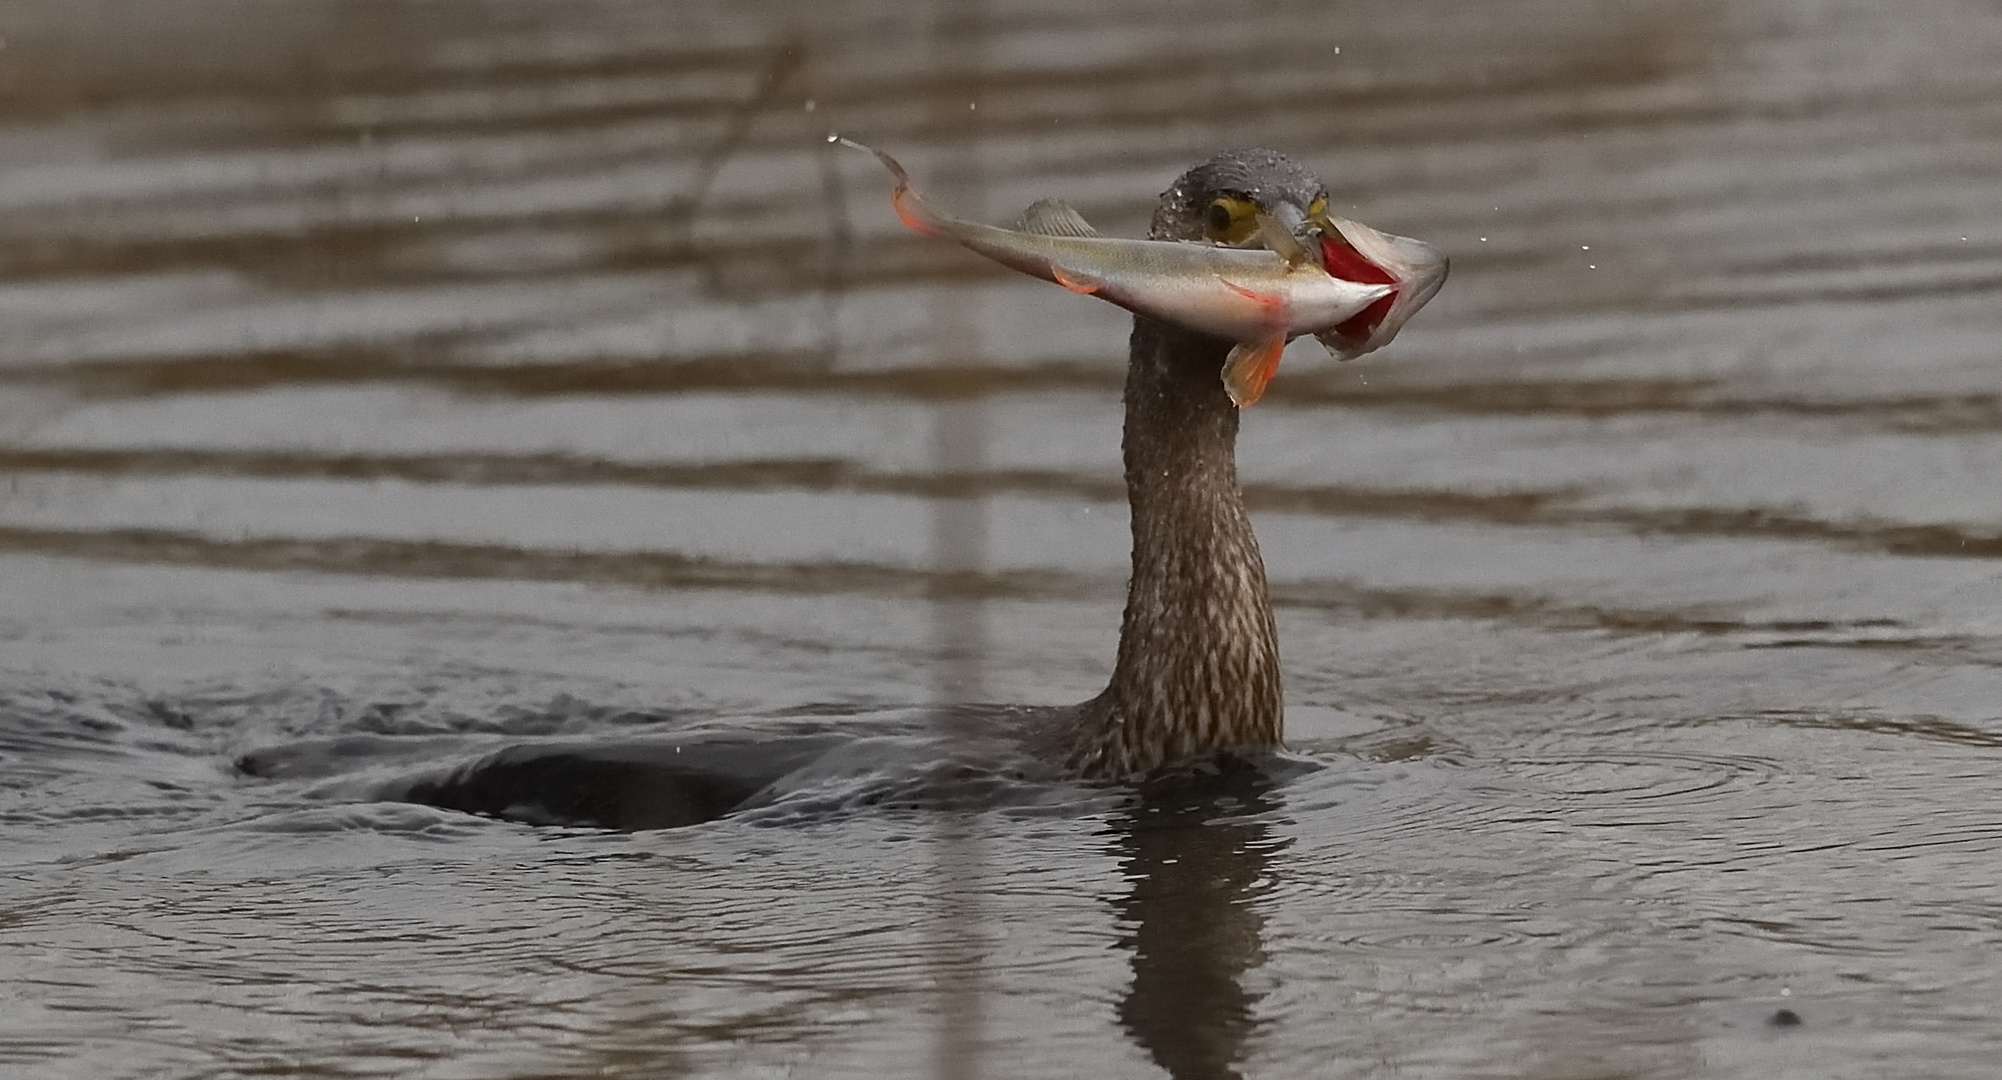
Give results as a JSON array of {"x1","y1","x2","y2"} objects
[{"x1": 1071, "y1": 317, "x2": 1283, "y2": 776}]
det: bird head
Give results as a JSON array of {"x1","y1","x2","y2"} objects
[{"x1": 1153, "y1": 148, "x2": 1448, "y2": 361}]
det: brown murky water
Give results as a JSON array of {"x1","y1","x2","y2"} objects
[{"x1": 5, "y1": 0, "x2": 2002, "y2": 1076}]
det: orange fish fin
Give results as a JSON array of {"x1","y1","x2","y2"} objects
[
  {"x1": 1217, "y1": 277, "x2": 1290, "y2": 342},
  {"x1": 1050, "y1": 267, "x2": 1101, "y2": 295},
  {"x1": 1215, "y1": 277, "x2": 1275, "y2": 303},
  {"x1": 1222, "y1": 337, "x2": 1286, "y2": 408},
  {"x1": 890, "y1": 185, "x2": 943, "y2": 237},
  {"x1": 839, "y1": 138, "x2": 947, "y2": 237}
]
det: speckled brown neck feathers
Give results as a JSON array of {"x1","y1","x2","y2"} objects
[{"x1": 1064, "y1": 315, "x2": 1283, "y2": 777}]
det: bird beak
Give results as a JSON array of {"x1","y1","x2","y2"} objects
[
  {"x1": 1309, "y1": 212, "x2": 1449, "y2": 361},
  {"x1": 1251, "y1": 205, "x2": 1314, "y2": 266},
  {"x1": 1270, "y1": 201, "x2": 1312, "y2": 243}
]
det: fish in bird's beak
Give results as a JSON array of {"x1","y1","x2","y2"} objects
[
  {"x1": 1309, "y1": 212, "x2": 1449, "y2": 361},
  {"x1": 839, "y1": 137, "x2": 1435, "y2": 406},
  {"x1": 839, "y1": 138, "x2": 1397, "y2": 407}
]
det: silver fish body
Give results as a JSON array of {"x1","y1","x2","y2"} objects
[{"x1": 907, "y1": 203, "x2": 1394, "y2": 346}]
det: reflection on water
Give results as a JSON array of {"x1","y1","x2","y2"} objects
[
  {"x1": 1115, "y1": 764, "x2": 1288, "y2": 1080},
  {"x1": 5, "y1": 0, "x2": 2002, "y2": 1076}
]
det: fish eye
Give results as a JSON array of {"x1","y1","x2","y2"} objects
[{"x1": 1205, "y1": 196, "x2": 1258, "y2": 243}]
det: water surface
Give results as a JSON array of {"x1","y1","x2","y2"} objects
[{"x1": 5, "y1": 0, "x2": 2002, "y2": 1076}]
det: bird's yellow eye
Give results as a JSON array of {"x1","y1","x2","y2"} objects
[
  {"x1": 1204, "y1": 196, "x2": 1259, "y2": 243},
  {"x1": 1307, "y1": 195, "x2": 1327, "y2": 219}
]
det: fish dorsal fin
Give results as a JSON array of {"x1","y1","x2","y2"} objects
[{"x1": 1017, "y1": 198, "x2": 1102, "y2": 238}]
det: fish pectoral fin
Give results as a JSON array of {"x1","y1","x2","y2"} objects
[
  {"x1": 1253, "y1": 210, "x2": 1310, "y2": 267},
  {"x1": 1050, "y1": 266, "x2": 1102, "y2": 295},
  {"x1": 1215, "y1": 276, "x2": 1290, "y2": 335},
  {"x1": 1017, "y1": 198, "x2": 1102, "y2": 238},
  {"x1": 1215, "y1": 276, "x2": 1282, "y2": 308},
  {"x1": 1222, "y1": 337, "x2": 1286, "y2": 408}
]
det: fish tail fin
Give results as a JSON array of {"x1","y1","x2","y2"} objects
[
  {"x1": 1222, "y1": 337, "x2": 1286, "y2": 408},
  {"x1": 836, "y1": 136, "x2": 947, "y2": 237}
]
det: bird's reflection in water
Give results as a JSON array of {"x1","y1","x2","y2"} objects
[{"x1": 1110, "y1": 757, "x2": 1290, "y2": 1080}]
